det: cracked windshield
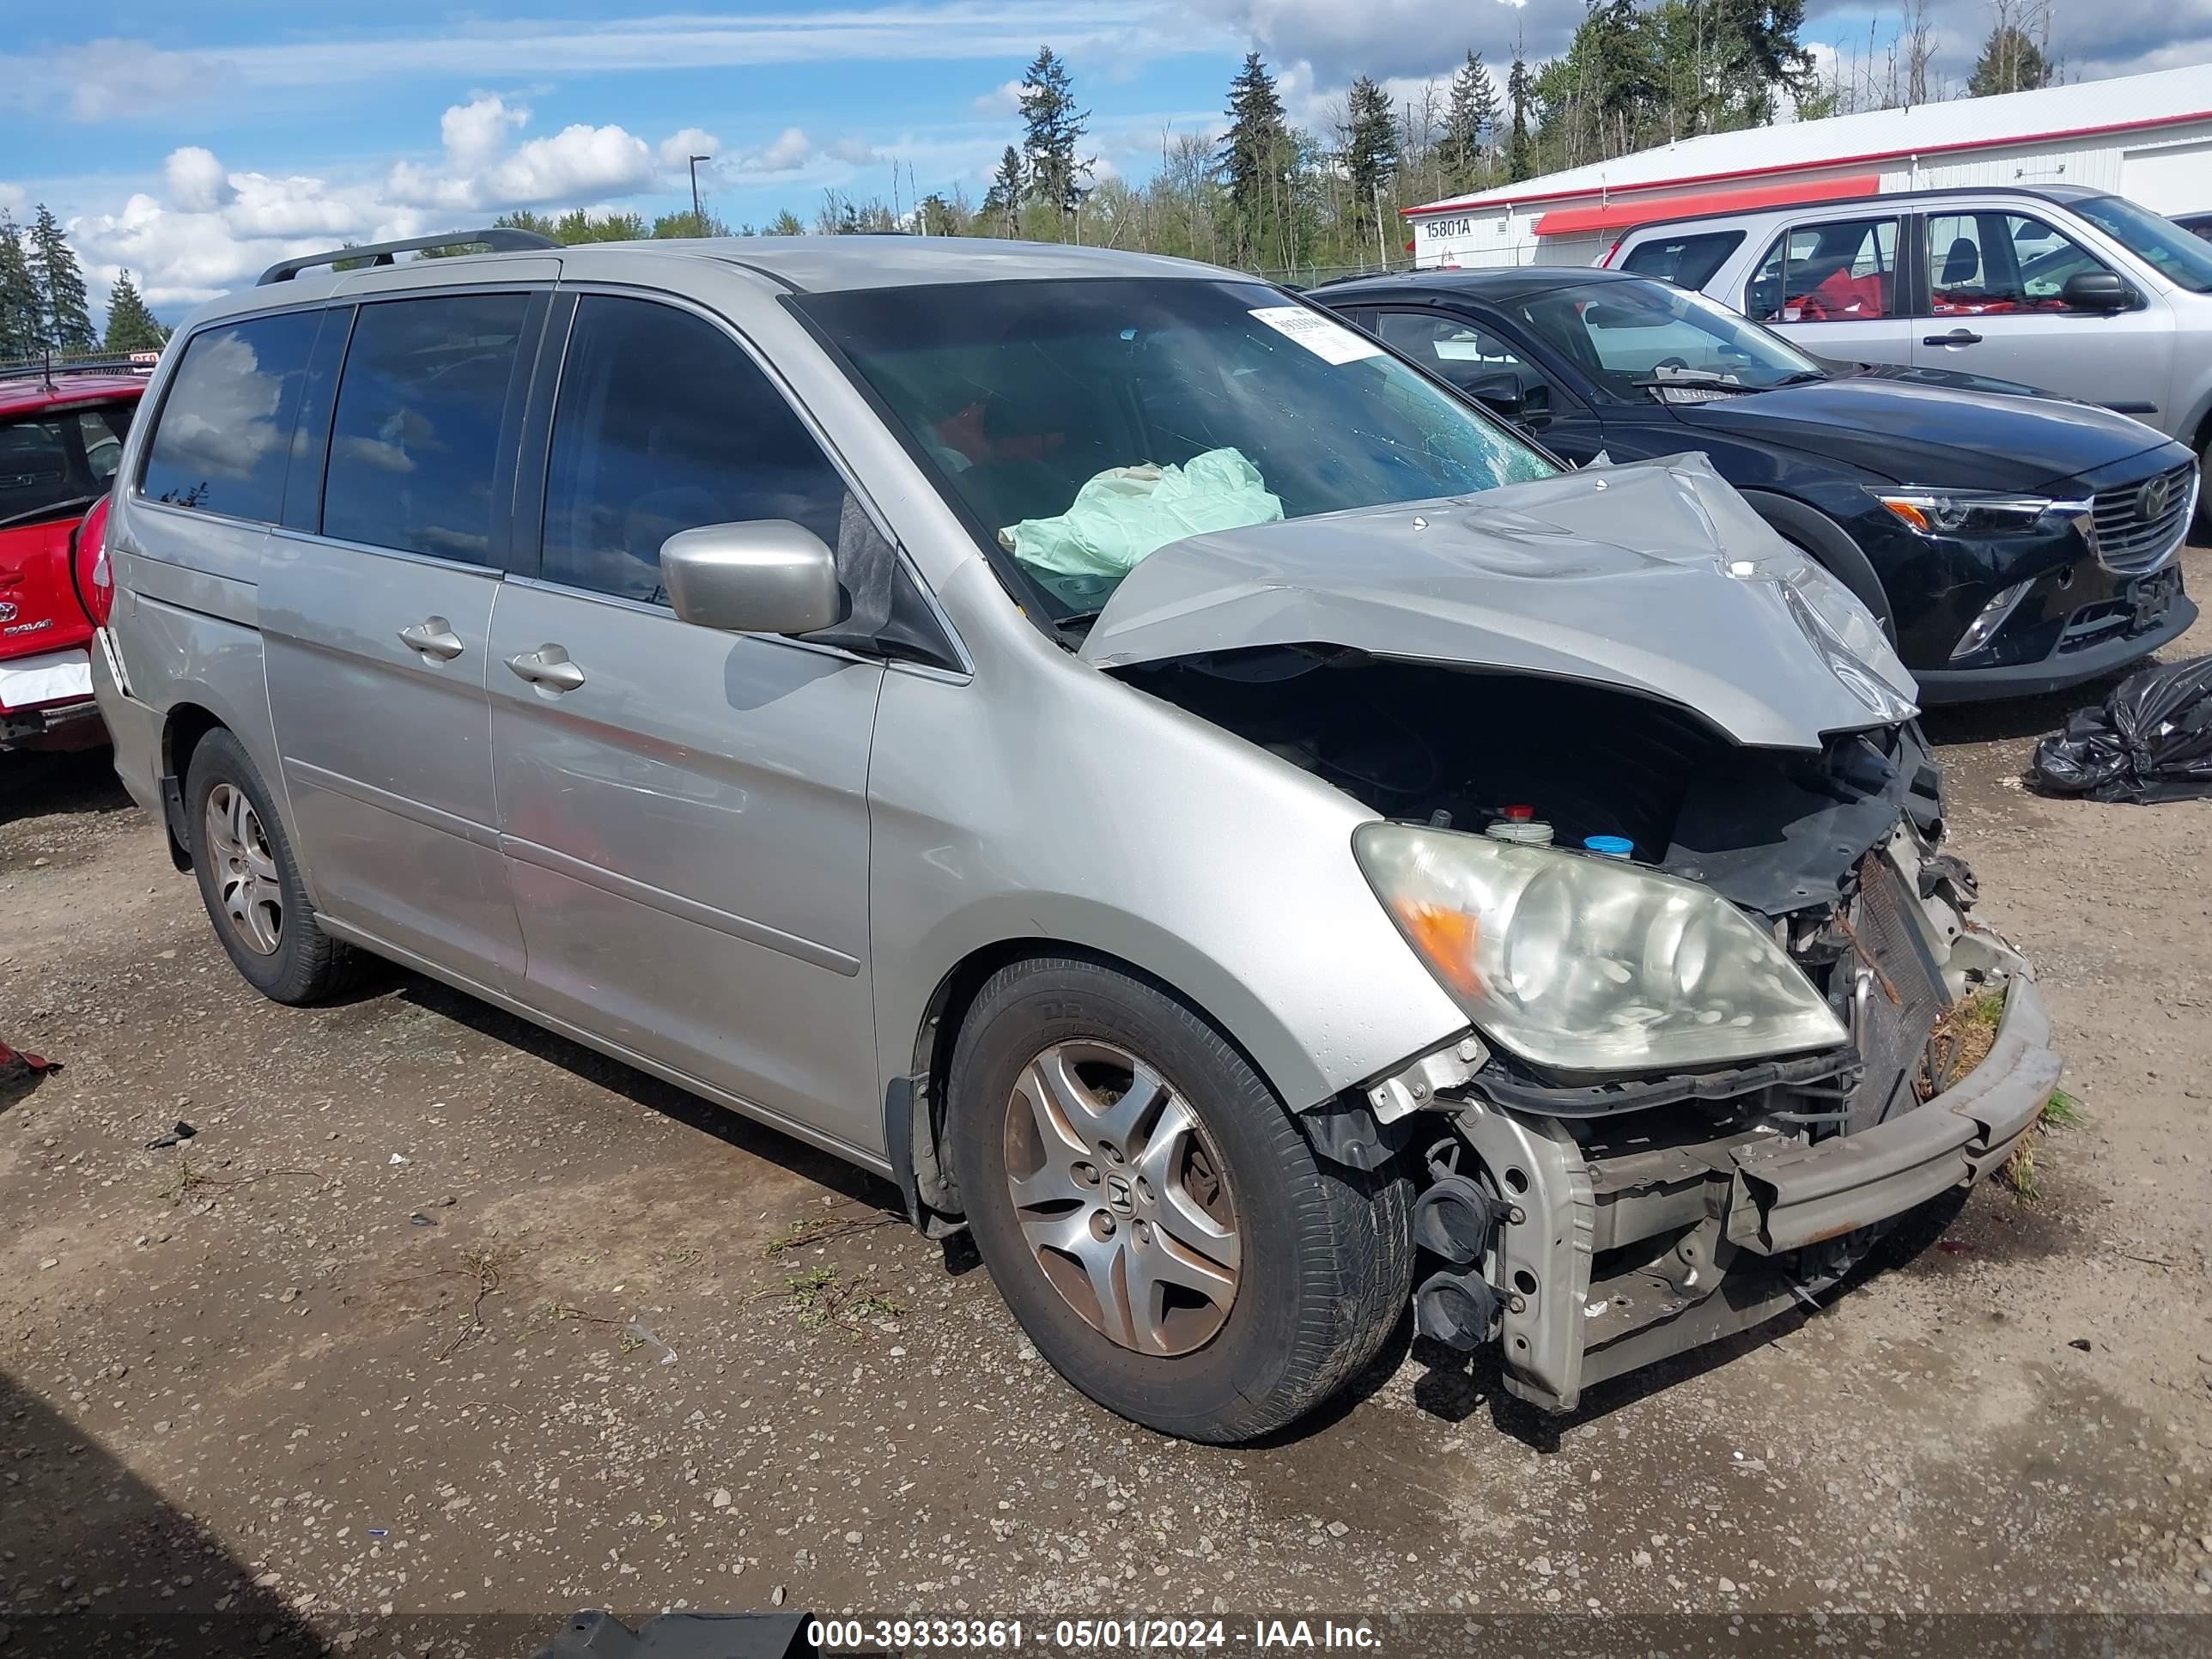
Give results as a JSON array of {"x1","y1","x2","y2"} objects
[{"x1": 797, "y1": 277, "x2": 1556, "y2": 617}]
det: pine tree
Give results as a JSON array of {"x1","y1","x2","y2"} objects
[
  {"x1": 1343, "y1": 75, "x2": 1399, "y2": 249},
  {"x1": 0, "y1": 216, "x2": 42, "y2": 361},
  {"x1": 981, "y1": 145, "x2": 1026, "y2": 235},
  {"x1": 1506, "y1": 57, "x2": 1537, "y2": 181},
  {"x1": 27, "y1": 204, "x2": 95, "y2": 353},
  {"x1": 766, "y1": 210, "x2": 805, "y2": 236},
  {"x1": 1444, "y1": 51, "x2": 1501, "y2": 188},
  {"x1": 102, "y1": 269, "x2": 166, "y2": 352},
  {"x1": 1967, "y1": 24, "x2": 2051, "y2": 95},
  {"x1": 1219, "y1": 52, "x2": 1288, "y2": 217},
  {"x1": 1018, "y1": 46, "x2": 1091, "y2": 218}
]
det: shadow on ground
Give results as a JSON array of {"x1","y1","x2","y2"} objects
[{"x1": 1, "y1": 748, "x2": 132, "y2": 830}]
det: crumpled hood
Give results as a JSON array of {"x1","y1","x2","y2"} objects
[{"x1": 1079, "y1": 454, "x2": 1904, "y2": 751}]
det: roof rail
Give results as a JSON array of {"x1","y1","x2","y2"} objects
[
  {"x1": 0, "y1": 352, "x2": 155, "y2": 384},
  {"x1": 257, "y1": 228, "x2": 559, "y2": 285}
]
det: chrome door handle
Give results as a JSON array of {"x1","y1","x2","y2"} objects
[
  {"x1": 398, "y1": 617, "x2": 465, "y2": 660},
  {"x1": 1923, "y1": 329, "x2": 1983, "y2": 345},
  {"x1": 506, "y1": 644, "x2": 585, "y2": 692}
]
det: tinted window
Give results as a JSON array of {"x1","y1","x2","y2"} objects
[
  {"x1": 140, "y1": 311, "x2": 319, "y2": 520},
  {"x1": 0, "y1": 404, "x2": 134, "y2": 527},
  {"x1": 1747, "y1": 216, "x2": 1897, "y2": 322},
  {"x1": 541, "y1": 296, "x2": 849, "y2": 605},
  {"x1": 1620, "y1": 230, "x2": 1744, "y2": 290},
  {"x1": 322, "y1": 293, "x2": 528, "y2": 564}
]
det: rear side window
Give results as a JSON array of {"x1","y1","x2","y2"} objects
[
  {"x1": 139, "y1": 311, "x2": 320, "y2": 520},
  {"x1": 1747, "y1": 216, "x2": 1898, "y2": 322},
  {"x1": 539, "y1": 295, "x2": 848, "y2": 605},
  {"x1": 1619, "y1": 230, "x2": 1744, "y2": 290},
  {"x1": 322, "y1": 293, "x2": 529, "y2": 565}
]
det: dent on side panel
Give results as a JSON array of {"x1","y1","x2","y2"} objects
[{"x1": 866, "y1": 563, "x2": 1469, "y2": 1116}]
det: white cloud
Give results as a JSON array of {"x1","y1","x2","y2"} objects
[
  {"x1": 53, "y1": 37, "x2": 216, "y2": 122},
  {"x1": 658, "y1": 127, "x2": 722, "y2": 167},
  {"x1": 971, "y1": 78, "x2": 1026, "y2": 116},
  {"x1": 61, "y1": 97, "x2": 725, "y2": 312},
  {"x1": 441, "y1": 94, "x2": 530, "y2": 170},
  {"x1": 828, "y1": 136, "x2": 880, "y2": 166},
  {"x1": 0, "y1": 7, "x2": 1220, "y2": 120},
  {"x1": 0, "y1": 182, "x2": 27, "y2": 219},
  {"x1": 750, "y1": 126, "x2": 817, "y2": 173},
  {"x1": 487, "y1": 123, "x2": 658, "y2": 204},
  {"x1": 164, "y1": 147, "x2": 234, "y2": 214}
]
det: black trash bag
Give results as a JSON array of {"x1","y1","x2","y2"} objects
[{"x1": 2031, "y1": 654, "x2": 2212, "y2": 802}]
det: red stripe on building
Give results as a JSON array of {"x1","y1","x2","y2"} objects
[
  {"x1": 1531, "y1": 173, "x2": 1881, "y2": 235},
  {"x1": 1402, "y1": 106, "x2": 2212, "y2": 216}
]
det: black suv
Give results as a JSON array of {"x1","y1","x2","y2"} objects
[{"x1": 1318, "y1": 267, "x2": 2197, "y2": 702}]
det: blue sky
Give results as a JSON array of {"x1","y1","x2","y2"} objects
[{"x1": 3, "y1": 0, "x2": 2203, "y2": 320}]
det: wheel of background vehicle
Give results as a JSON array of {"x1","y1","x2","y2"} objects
[
  {"x1": 947, "y1": 955, "x2": 1413, "y2": 1443},
  {"x1": 185, "y1": 728, "x2": 363, "y2": 1005}
]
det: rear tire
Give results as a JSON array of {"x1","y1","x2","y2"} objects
[
  {"x1": 948, "y1": 956, "x2": 1413, "y2": 1443},
  {"x1": 185, "y1": 728, "x2": 362, "y2": 1005}
]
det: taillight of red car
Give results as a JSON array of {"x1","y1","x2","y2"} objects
[{"x1": 72, "y1": 494, "x2": 115, "y2": 627}]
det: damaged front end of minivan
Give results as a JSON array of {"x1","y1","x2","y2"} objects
[{"x1": 1083, "y1": 455, "x2": 2063, "y2": 1413}]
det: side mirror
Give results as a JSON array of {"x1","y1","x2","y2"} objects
[
  {"x1": 659, "y1": 520, "x2": 846, "y2": 635},
  {"x1": 2060, "y1": 270, "x2": 2135, "y2": 313}
]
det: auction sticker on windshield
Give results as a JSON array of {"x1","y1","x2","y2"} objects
[{"x1": 1249, "y1": 306, "x2": 1383, "y2": 366}]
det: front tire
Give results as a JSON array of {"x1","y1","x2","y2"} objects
[
  {"x1": 948, "y1": 956, "x2": 1413, "y2": 1443},
  {"x1": 185, "y1": 728, "x2": 362, "y2": 1005}
]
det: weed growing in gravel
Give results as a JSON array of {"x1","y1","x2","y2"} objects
[
  {"x1": 2042, "y1": 1086, "x2": 2086, "y2": 1128},
  {"x1": 774, "y1": 1264, "x2": 902, "y2": 1331},
  {"x1": 2002, "y1": 1086, "x2": 2085, "y2": 1200}
]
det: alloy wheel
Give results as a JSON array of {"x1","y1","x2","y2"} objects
[
  {"x1": 204, "y1": 782, "x2": 283, "y2": 956},
  {"x1": 1001, "y1": 1040, "x2": 1240, "y2": 1356}
]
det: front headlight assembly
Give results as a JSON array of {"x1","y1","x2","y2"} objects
[
  {"x1": 1354, "y1": 824, "x2": 1848, "y2": 1076},
  {"x1": 1875, "y1": 489, "x2": 2089, "y2": 541}
]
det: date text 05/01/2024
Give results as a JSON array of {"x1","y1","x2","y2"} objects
[{"x1": 805, "y1": 1618, "x2": 1384, "y2": 1651}]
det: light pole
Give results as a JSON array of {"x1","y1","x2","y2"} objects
[{"x1": 688, "y1": 155, "x2": 712, "y2": 236}]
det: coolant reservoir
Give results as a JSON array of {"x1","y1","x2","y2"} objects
[{"x1": 1485, "y1": 805, "x2": 1555, "y2": 846}]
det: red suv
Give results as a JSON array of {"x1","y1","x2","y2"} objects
[{"x1": 1, "y1": 358, "x2": 150, "y2": 750}]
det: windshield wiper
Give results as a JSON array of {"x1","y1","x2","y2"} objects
[{"x1": 0, "y1": 493, "x2": 99, "y2": 531}]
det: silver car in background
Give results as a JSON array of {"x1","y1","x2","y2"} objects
[
  {"x1": 90, "y1": 232, "x2": 2060, "y2": 1440},
  {"x1": 1609, "y1": 184, "x2": 2212, "y2": 526}
]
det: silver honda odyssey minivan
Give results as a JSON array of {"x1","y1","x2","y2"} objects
[{"x1": 90, "y1": 230, "x2": 2061, "y2": 1441}]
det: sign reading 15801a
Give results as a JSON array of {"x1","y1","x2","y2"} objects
[{"x1": 1419, "y1": 217, "x2": 1478, "y2": 240}]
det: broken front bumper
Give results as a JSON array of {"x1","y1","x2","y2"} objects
[{"x1": 1460, "y1": 975, "x2": 2061, "y2": 1414}]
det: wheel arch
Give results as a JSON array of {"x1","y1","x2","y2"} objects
[
  {"x1": 887, "y1": 925, "x2": 1362, "y2": 1235},
  {"x1": 156, "y1": 702, "x2": 228, "y2": 870}
]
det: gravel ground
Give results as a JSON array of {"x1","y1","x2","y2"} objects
[{"x1": 3, "y1": 547, "x2": 2210, "y2": 1657}]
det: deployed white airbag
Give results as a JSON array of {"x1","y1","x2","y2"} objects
[{"x1": 999, "y1": 447, "x2": 1283, "y2": 580}]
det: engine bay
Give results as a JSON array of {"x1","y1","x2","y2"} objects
[{"x1": 1119, "y1": 645, "x2": 1945, "y2": 921}]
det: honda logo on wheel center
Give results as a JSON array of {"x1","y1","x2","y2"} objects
[{"x1": 1104, "y1": 1173, "x2": 1136, "y2": 1216}]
